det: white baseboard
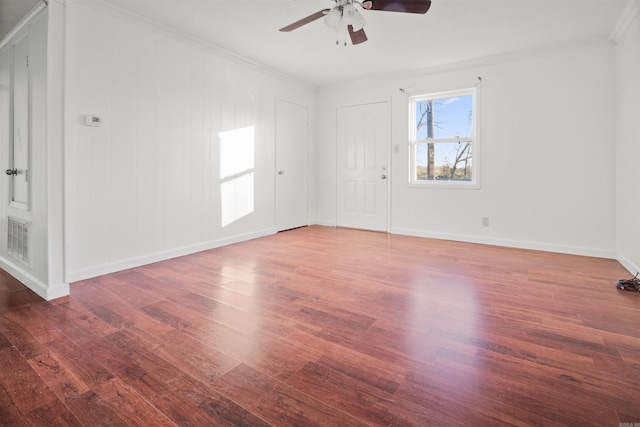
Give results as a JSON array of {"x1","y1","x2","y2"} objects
[
  {"x1": 0, "y1": 257, "x2": 70, "y2": 301},
  {"x1": 62, "y1": 223, "x2": 630, "y2": 288},
  {"x1": 4, "y1": 224, "x2": 628, "y2": 300},
  {"x1": 66, "y1": 227, "x2": 277, "y2": 283},
  {"x1": 616, "y1": 253, "x2": 640, "y2": 276},
  {"x1": 311, "y1": 219, "x2": 336, "y2": 227},
  {"x1": 390, "y1": 227, "x2": 616, "y2": 259}
]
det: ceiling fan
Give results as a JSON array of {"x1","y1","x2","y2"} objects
[{"x1": 279, "y1": 0, "x2": 432, "y2": 46}]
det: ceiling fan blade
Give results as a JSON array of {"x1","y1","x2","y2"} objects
[
  {"x1": 368, "y1": 0, "x2": 431, "y2": 14},
  {"x1": 279, "y1": 9, "x2": 330, "y2": 32},
  {"x1": 348, "y1": 25, "x2": 368, "y2": 45}
]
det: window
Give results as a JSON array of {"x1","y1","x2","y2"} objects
[{"x1": 409, "y1": 88, "x2": 477, "y2": 187}]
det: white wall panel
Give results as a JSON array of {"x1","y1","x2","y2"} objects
[
  {"x1": 615, "y1": 6, "x2": 640, "y2": 273},
  {"x1": 109, "y1": 19, "x2": 138, "y2": 262},
  {"x1": 317, "y1": 44, "x2": 617, "y2": 258},
  {"x1": 0, "y1": 46, "x2": 10, "y2": 264},
  {"x1": 65, "y1": 0, "x2": 315, "y2": 281},
  {"x1": 45, "y1": 0, "x2": 68, "y2": 299},
  {"x1": 28, "y1": 10, "x2": 49, "y2": 281},
  {"x1": 134, "y1": 28, "x2": 158, "y2": 257}
]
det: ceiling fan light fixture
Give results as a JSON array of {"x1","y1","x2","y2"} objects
[
  {"x1": 343, "y1": 4, "x2": 366, "y2": 31},
  {"x1": 324, "y1": 7, "x2": 342, "y2": 30}
]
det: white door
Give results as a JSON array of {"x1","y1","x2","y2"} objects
[
  {"x1": 10, "y1": 35, "x2": 30, "y2": 209},
  {"x1": 276, "y1": 99, "x2": 308, "y2": 231},
  {"x1": 337, "y1": 102, "x2": 389, "y2": 231}
]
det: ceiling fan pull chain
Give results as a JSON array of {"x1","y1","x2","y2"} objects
[{"x1": 336, "y1": 31, "x2": 347, "y2": 47}]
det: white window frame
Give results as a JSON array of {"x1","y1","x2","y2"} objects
[{"x1": 409, "y1": 87, "x2": 479, "y2": 189}]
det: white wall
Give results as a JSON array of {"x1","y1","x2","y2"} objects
[
  {"x1": 2, "y1": 0, "x2": 631, "y2": 293},
  {"x1": 47, "y1": 0, "x2": 67, "y2": 298},
  {"x1": 317, "y1": 43, "x2": 617, "y2": 257},
  {"x1": 65, "y1": 0, "x2": 316, "y2": 282},
  {"x1": 615, "y1": 2, "x2": 640, "y2": 273},
  {"x1": 0, "y1": 5, "x2": 68, "y2": 300}
]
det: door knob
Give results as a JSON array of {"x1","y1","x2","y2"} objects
[
  {"x1": 381, "y1": 174, "x2": 387, "y2": 179},
  {"x1": 278, "y1": 170, "x2": 285, "y2": 175},
  {"x1": 5, "y1": 169, "x2": 17, "y2": 176}
]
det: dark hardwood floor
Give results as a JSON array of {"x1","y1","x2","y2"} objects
[{"x1": 1, "y1": 225, "x2": 639, "y2": 426}]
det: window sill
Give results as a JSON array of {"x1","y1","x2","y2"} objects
[{"x1": 408, "y1": 181, "x2": 480, "y2": 190}]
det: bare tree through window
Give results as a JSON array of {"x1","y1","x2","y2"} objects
[{"x1": 412, "y1": 90, "x2": 475, "y2": 184}]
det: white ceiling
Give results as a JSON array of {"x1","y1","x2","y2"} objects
[{"x1": 0, "y1": 0, "x2": 630, "y2": 86}]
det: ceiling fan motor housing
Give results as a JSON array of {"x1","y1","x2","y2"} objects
[{"x1": 325, "y1": 1, "x2": 367, "y2": 32}]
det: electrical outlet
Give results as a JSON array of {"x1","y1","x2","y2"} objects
[{"x1": 482, "y1": 217, "x2": 489, "y2": 227}]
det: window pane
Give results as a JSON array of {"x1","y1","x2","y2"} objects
[
  {"x1": 416, "y1": 142, "x2": 473, "y2": 181},
  {"x1": 415, "y1": 95, "x2": 473, "y2": 139}
]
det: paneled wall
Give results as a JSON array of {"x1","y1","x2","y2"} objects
[
  {"x1": 65, "y1": 0, "x2": 315, "y2": 281},
  {"x1": 0, "y1": 7, "x2": 63, "y2": 299},
  {"x1": 317, "y1": 43, "x2": 617, "y2": 258},
  {"x1": 615, "y1": 3, "x2": 640, "y2": 273}
]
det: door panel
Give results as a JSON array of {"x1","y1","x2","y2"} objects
[
  {"x1": 276, "y1": 99, "x2": 308, "y2": 231},
  {"x1": 11, "y1": 35, "x2": 29, "y2": 209},
  {"x1": 337, "y1": 102, "x2": 389, "y2": 231}
]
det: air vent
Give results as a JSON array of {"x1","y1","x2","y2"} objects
[{"x1": 7, "y1": 217, "x2": 30, "y2": 266}]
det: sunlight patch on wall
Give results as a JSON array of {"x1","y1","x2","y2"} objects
[{"x1": 220, "y1": 126, "x2": 255, "y2": 228}]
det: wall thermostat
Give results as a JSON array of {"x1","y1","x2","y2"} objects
[{"x1": 85, "y1": 115, "x2": 103, "y2": 127}]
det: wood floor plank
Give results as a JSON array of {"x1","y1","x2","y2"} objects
[
  {"x1": 92, "y1": 300, "x2": 174, "y2": 344},
  {"x1": 426, "y1": 346, "x2": 622, "y2": 426},
  {"x1": 1, "y1": 226, "x2": 639, "y2": 425},
  {"x1": 212, "y1": 363, "x2": 369, "y2": 427},
  {"x1": 313, "y1": 351, "x2": 406, "y2": 396},
  {"x1": 1, "y1": 305, "x2": 68, "y2": 345},
  {"x1": 0, "y1": 328, "x2": 11, "y2": 351},
  {"x1": 26, "y1": 399, "x2": 84, "y2": 427},
  {"x1": 68, "y1": 279, "x2": 122, "y2": 308},
  {"x1": 0, "y1": 312, "x2": 48, "y2": 360},
  {"x1": 126, "y1": 327, "x2": 239, "y2": 386},
  {"x1": 161, "y1": 373, "x2": 272, "y2": 427},
  {"x1": 65, "y1": 390, "x2": 132, "y2": 426},
  {"x1": 27, "y1": 301, "x2": 117, "y2": 347},
  {"x1": 0, "y1": 269, "x2": 44, "y2": 313},
  {"x1": 0, "y1": 289, "x2": 43, "y2": 312},
  {"x1": 86, "y1": 274, "x2": 166, "y2": 309},
  {"x1": 85, "y1": 377, "x2": 176, "y2": 427},
  {"x1": 0, "y1": 380, "x2": 34, "y2": 427},
  {"x1": 0, "y1": 269, "x2": 32, "y2": 293},
  {"x1": 429, "y1": 342, "x2": 633, "y2": 423},
  {"x1": 139, "y1": 298, "x2": 314, "y2": 381},
  {"x1": 27, "y1": 337, "x2": 114, "y2": 402},
  {"x1": 0, "y1": 347, "x2": 59, "y2": 414},
  {"x1": 286, "y1": 360, "x2": 436, "y2": 427},
  {"x1": 82, "y1": 333, "x2": 175, "y2": 403},
  {"x1": 84, "y1": 331, "x2": 266, "y2": 426},
  {"x1": 397, "y1": 366, "x2": 599, "y2": 426}
]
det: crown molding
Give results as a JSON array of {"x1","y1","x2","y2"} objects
[
  {"x1": 319, "y1": 37, "x2": 615, "y2": 92},
  {"x1": 611, "y1": 0, "x2": 640, "y2": 42},
  {"x1": 0, "y1": 1, "x2": 47, "y2": 50}
]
